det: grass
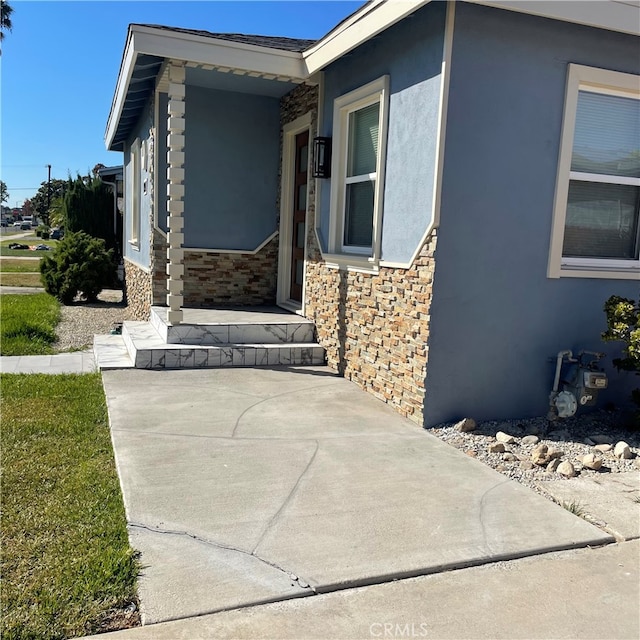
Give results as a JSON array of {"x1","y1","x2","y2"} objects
[
  {"x1": 562, "y1": 500, "x2": 585, "y2": 517},
  {"x1": 0, "y1": 373, "x2": 140, "y2": 639},
  {"x1": 0, "y1": 236, "x2": 59, "y2": 257},
  {"x1": 0, "y1": 258, "x2": 41, "y2": 272},
  {"x1": 0, "y1": 293, "x2": 60, "y2": 355},
  {"x1": 0, "y1": 272, "x2": 43, "y2": 287}
]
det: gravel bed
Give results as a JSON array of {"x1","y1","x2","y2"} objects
[
  {"x1": 53, "y1": 289, "x2": 134, "y2": 352},
  {"x1": 430, "y1": 411, "x2": 640, "y2": 495}
]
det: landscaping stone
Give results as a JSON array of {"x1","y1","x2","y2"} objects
[
  {"x1": 582, "y1": 454, "x2": 603, "y2": 471},
  {"x1": 547, "y1": 459, "x2": 561, "y2": 473},
  {"x1": 557, "y1": 461, "x2": 576, "y2": 478},
  {"x1": 488, "y1": 442, "x2": 506, "y2": 454},
  {"x1": 521, "y1": 435, "x2": 540, "y2": 445},
  {"x1": 614, "y1": 442, "x2": 632, "y2": 460},
  {"x1": 455, "y1": 418, "x2": 477, "y2": 433},
  {"x1": 590, "y1": 435, "x2": 612, "y2": 445},
  {"x1": 594, "y1": 444, "x2": 613, "y2": 453},
  {"x1": 532, "y1": 444, "x2": 551, "y2": 466},
  {"x1": 496, "y1": 431, "x2": 516, "y2": 444}
]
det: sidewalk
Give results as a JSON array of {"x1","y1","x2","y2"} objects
[
  {"x1": 91, "y1": 539, "x2": 639, "y2": 639},
  {"x1": 0, "y1": 349, "x2": 96, "y2": 374}
]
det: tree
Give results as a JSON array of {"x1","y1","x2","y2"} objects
[
  {"x1": 0, "y1": 0, "x2": 13, "y2": 50},
  {"x1": 62, "y1": 174, "x2": 116, "y2": 251},
  {"x1": 0, "y1": 179, "x2": 7, "y2": 203},
  {"x1": 31, "y1": 178, "x2": 69, "y2": 225}
]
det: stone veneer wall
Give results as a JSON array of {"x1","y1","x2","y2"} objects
[
  {"x1": 280, "y1": 84, "x2": 436, "y2": 425},
  {"x1": 304, "y1": 234, "x2": 437, "y2": 425},
  {"x1": 182, "y1": 237, "x2": 279, "y2": 307},
  {"x1": 151, "y1": 228, "x2": 168, "y2": 305},
  {"x1": 124, "y1": 259, "x2": 153, "y2": 320}
]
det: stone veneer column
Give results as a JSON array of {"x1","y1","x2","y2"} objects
[{"x1": 166, "y1": 61, "x2": 186, "y2": 325}]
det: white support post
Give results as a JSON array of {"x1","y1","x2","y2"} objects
[{"x1": 166, "y1": 61, "x2": 186, "y2": 325}]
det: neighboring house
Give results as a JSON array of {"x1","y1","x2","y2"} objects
[
  {"x1": 105, "y1": 1, "x2": 639, "y2": 427},
  {"x1": 97, "y1": 165, "x2": 125, "y2": 258}
]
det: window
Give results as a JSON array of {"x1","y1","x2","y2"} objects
[
  {"x1": 329, "y1": 76, "x2": 389, "y2": 262},
  {"x1": 549, "y1": 64, "x2": 640, "y2": 279},
  {"x1": 130, "y1": 138, "x2": 141, "y2": 247}
]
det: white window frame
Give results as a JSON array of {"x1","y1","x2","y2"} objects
[
  {"x1": 548, "y1": 64, "x2": 640, "y2": 280},
  {"x1": 328, "y1": 75, "x2": 389, "y2": 266},
  {"x1": 130, "y1": 137, "x2": 141, "y2": 248}
]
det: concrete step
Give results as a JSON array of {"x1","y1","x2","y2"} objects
[
  {"x1": 150, "y1": 306, "x2": 317, "y2": 346},
  {"x1": 121, "y1": 321, "x2": 325, "y2": 370},
  {"x1": 93, "y1": 334, "x2": 135, "y2": 369}
]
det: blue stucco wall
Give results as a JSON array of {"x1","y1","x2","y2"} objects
[
  {"x1": 318, "y1": 1, "x2": 446, "y2": 263},
  {"x1": 424, "y1": 3, "x2": 640, "y2": 426},
  {"x1": 123, "y1": 101, "x2": 153, "y2": 268},
  {"x1": 182, "y1": 85, "x2": 281, "y2": 250}
]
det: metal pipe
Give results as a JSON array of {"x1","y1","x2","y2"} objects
[{"x1": 552, "y1": 350, "x2": 573, "y2": 393}]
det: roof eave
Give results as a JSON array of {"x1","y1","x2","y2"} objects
[{"x1": 105, "y1": 25, "x2": 311, "y2": 151}]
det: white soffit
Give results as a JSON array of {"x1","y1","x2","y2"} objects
[
  {"x1": 470, "y1": 0, "x2": 640, "y2": 37},
  {"x1": 304, "y1": 0, "x2": 431, "y2": 74}
]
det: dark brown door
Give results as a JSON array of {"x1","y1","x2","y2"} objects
[{"x1": 290, "y1": 130, "x2": 308, "y2": 302}]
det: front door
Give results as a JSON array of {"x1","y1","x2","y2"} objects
[{"x1": 289, "y1": 130, "x2": 308, "y2": 302}]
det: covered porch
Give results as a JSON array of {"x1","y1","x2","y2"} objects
[{"x1": 105, "y1": 25, "x2": 319, "y2": 324}]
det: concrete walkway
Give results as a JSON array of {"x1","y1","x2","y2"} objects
[
  {"x1": 92, "y1": 539, "x2": 640, "y2": 639},
  {"x1": 100, "y1": 367, "x2": 614, "y2": 627},
  {"x1": 0, "y1": 349, "x2": 96, "y2": 373}
]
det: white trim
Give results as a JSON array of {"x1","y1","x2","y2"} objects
[
  {"x1": 130, "y1": 137, "x2": 141, "y2": 247},
  {"x1": 277, "y1": 113, "x2": 313, "y2": 310},
  {"x1": 548, "y1": 63, "x2": 640, "y2": 280},
  {"x1": 329, "y1": 75, "x2": 390, "y2": 261},
  {"x1": 184, "y1": 231, "x2": 278, "y2": 255},
  {"x1": 123, "y1": 256, "x2": 151, "y2": 273},
  {"x1": 467, "y1": 0, "x2": 640, "y2": 37},
  {"x1": 305, "y1": 0, "x2": 431, "y2": 74}
]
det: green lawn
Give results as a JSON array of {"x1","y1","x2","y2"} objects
[
  {"x1": 0, "y1": 373, "x2": 139, "y2": 639},
  {"x1": 0, "y1": 293, "x2": 60, "y2": 355},
  {"x1": 0, "y1": 258, "x2": 41, "y2": 272},
  {"x1": 0, "y1": 236, "x2": 59, "y2": 258}
]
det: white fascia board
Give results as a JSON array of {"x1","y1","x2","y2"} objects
[
  {"x1": 468, "y1": 0, "x2": 640, "y2": 36},
  {"x1": 304, "y1": 0, "x2": 432, "y2": 74},
  {"x1": 105, "y1": 33, "x2": 137, "y2": 151},
  {"x1": 132, "y1": 26, "x2": 308, "y2": 79}
]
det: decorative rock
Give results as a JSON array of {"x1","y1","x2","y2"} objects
[
  {"x1": 582, "y1": 453, "x2": 603, "y2": 471},
  {"x1": 496, "y1": 431, "x2": 516, "y2": 444},
  {"x1": 583, "y1": 437, "x2": 596, "y2": 446},
  {"x1": 521, "y1": 435, "x2": 539, "y2": 445},
  {"x1": 532, "y1": 444, "x2": 551, "y2": 466},
  {"x1": 557, "y1": 460, "x2": 576, "y2": 477},
  {"x1": 547, "y1": 459, "x2": 561, "y2": 472},
  {"x1": 589, "y1": 434, "x2": 612, "y2": 445},
  {"x1": 488, "y1": 442, "x2": 506, "y2": 454},
  {"x1": 548, "y1": 447, "x2": 564, "y2": 460},
  {"x1": 503, "y1": 453, "x2": 518, "y2": 462},
  {"x1": 455, "y1": 418, "x2": 477, "y2": 433},
  {"x1": 614, "y1": 441, "x2": 632, "y2": 459},
  {"x1": 520, "y1": 460, "x2": 536, "y2": 470},
  {"x1": 594, "y1": 444, "x2": 613, "y2": 453},
  {"x1": 548, "y1": 430, "x2": 569, "y2": 441},
  {"x1": 465, "y1": 450, "x2": 477, "y2": 458}
]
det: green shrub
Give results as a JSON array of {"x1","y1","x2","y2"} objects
[
  {"x1": 40, "y1": 231, "x2": 116, "y2": 304},
  {"x1": 603, "y1": 295, "x2": 640, "y2": 420}
]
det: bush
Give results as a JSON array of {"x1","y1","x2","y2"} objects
[
  {"x1": 40, "y1": 231, "x2": 116, "y2": 304},
  {"x1": 603, "y1": 295, "x2": 640, "y2": 420}
]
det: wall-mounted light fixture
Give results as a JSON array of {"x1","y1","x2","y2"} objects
[{"x1": 312, "y1": 137, "x2": 332, "y2": 178}]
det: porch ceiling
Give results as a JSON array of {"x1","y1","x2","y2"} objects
[{"x1": 185, "y1": 66, "x2": 300, "y2": 98}]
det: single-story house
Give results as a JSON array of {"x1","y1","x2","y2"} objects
[{"x1": 104, "y1": 0, "x2": 639, "y2": 427}]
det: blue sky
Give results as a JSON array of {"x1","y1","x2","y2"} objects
[{"x1": 0, "y1": 0, "x2": 364, "y2": 207}]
